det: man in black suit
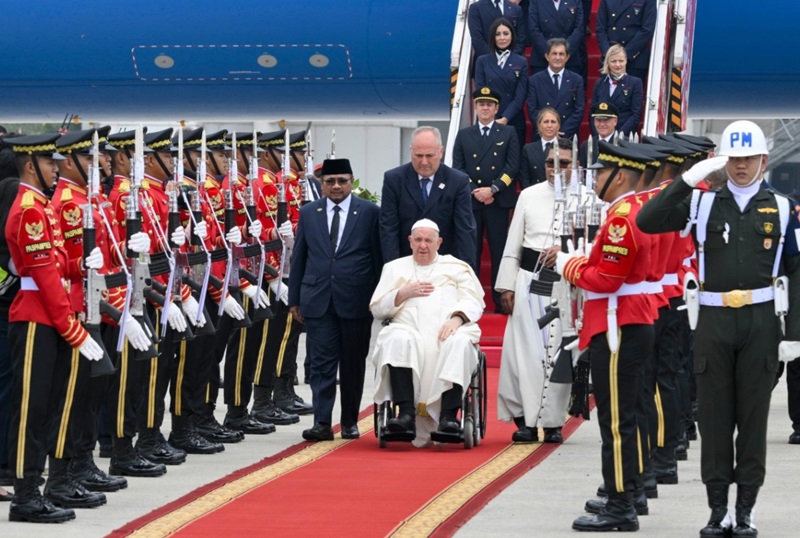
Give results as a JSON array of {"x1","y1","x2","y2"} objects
[
  {"x1": 288, "y1": 158, "x2": 383, "y2": 441},
  {"x1": 453, "y1": 87, "x2": 520, "y2": 311},
  {"x1": 528, "y1": 0, "x2": 585, "y2": 79},
  {"x1": 380, "y1": 126, "x2": 477, "y2": 268},
  {"x1": 527, "y1": 38, "x2": 585, "y2": 140},
  {"x1": 579, "y1": 101, "x2": 619, "y2": 167}
]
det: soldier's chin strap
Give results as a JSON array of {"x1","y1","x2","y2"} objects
[
  {"x1": 727, "y1": 158, "x2": 764, "y2": 188},
  {"x1": 597, "y1": 166, "x2": 620, "y2": 201},
  {"x1": 291, "y1": 151, "x2": 304, "y2": 173},
  {"x1": 209, "y1": 153, "x2": 222, "y2": 177},
  {"x1": 72, "y1": 152, "x2": 89, "y2": 185},
  {"x1": 153, "y1": 151, "x2": 171, "y2": 179},
  {"x1": 185, "y1": 151, "x2": 197, "y2": 174},
  {"x1": 30, "y1": 156, "x2": 51, "y2": 197}
]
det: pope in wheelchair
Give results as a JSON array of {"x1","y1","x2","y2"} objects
[{"x1": 370, "y1": 219, "x2": 485, "y2": 447}]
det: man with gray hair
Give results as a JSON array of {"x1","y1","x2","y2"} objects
[
  {"x1": 380, "y1": 126, "x2": 477, "y2": 268},
  {"x1": 370, "y1": 219, "x2": 484, "y2": 447}
]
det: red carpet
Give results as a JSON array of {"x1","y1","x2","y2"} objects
[{"x1": 113, "y1": 369, "x2": 588, "y2": 538}]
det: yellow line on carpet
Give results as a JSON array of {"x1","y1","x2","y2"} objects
[
  {"x1": 129, "y1": 415, "x2": 375, "y2": 538},
  {"x1": 389, "y1": 442, "x2": 543, "y2": 537}
]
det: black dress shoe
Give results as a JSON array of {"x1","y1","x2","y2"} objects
[
  {"x1": 192, "y1": 414, "x2": 245, "y2": 443},
  {"x1": 0, "y1": 490, "x2": 12, "y2": 502},
  {"x1": 511, "y1": 427, "x2": 538, "y2": 443},
  {"x1": 437, "y1": 418, "x2": 461, "y2": 434},
  {"x1": 789, "y1": 431, "x2": 800, "y2": 444},
  {"x1": 302, "y1": 423, "x2": 334, "y2": 441},
  {"x1": 341, "y1": 425, "x2": 360, "y2": 439},
  {"x1": 543, "y1": 427, "x2": 563, "y2": 443},
  {"x1": 387, "y1": 414, "x2": 416, "y2": 434}
]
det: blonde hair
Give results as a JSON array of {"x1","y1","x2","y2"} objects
[{"x1": 600, "y1": 44, "x2": 627, "y2": 76}]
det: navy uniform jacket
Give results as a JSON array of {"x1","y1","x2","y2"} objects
[
  {"x1": 596, "y1": 0, "x2": 657, "y2": 74},
  {"x1": 474, "y1": 52, "x2": 529, "y2": 132},
  {"x1": 519, "y1": 140, "x2": 549, "y2": 189},
  {"x1": 380, "y1": 162, "x2": 476, "y2": 267},
  {"x1": 528, "y1": 0, "x2": 584, "y2": 72},
  {"x1": 578, "y1": 135, "x2": 616, "y2": 168},
  {"x1": 468, "y1": 0, "x2": 527, "y2": 58},
  {"x1": 288, "y1": 195, "x2": 383, "y2": 319},
  {"x1": 527, "y1": 68, "x2": 585, "y2": 139},
  {"x1": 452, "y1": 122, "x2": 520, "y2": 210},
  {"x1": 590, "y1": 74, "x2": 643, "y2": 136}
]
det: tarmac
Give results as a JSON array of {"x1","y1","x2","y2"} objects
[{"x1": 3, "y1": 323, "x2": 800, "y2": 537}]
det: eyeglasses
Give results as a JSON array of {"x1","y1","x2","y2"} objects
[
  {"x1": 322, "y1": 177, "x2": 352, "y2": 186},
  {"x1": 545, "y1": 159, "x2": 572, "y2": 168}
]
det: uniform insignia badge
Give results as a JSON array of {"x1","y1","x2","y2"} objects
[
  {"x1": 634, "y1": 7, "x2": 640, "y2": 14},
  {"x1": 608, "y1": 224, "x2": 627, "y2": 243},
  {"x1": 25, "y1": 220, "x2": 45, "y2": 241},
  {"x1": 211, "y1": 194, "x2": 222, "y2": 207},
  {"x1": 438, "y1": 183, "x2": 445, "y2": 189},
  {"x1": 764, "y1": 222, "x2": 774, "y2": 233},
  {"x1": 764, "y1": 238, "x2": 773, "y2": 249},
  {"x1": 569, "y1": 7, "x2": 575, "y2": 14},
  {"x1": 614, "y1": 202, "x2": 631, "y2": 216},
  {"x1": 266, "y1": 195, "x2": 277, "y2": 207},
  {"x1": 623, "y1": 90, "x2": 629, "y2": 96},
  {"x1": 64, "y1": 207, "x2": 82, "y2": 227},
  {"x1": 757, "y1": 207, "x2": 778, "y2": 213},
  {"x1": 496, "y1": 141, "x2": 504, "y2": 145}
]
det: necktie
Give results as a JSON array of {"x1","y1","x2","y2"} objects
[
  {"x1": 482, "y1": 126, "x2": 490, "y2": 137},
  {"x1": 420, "y1": 178, "x2": 431, "y2": 205},
  {"x1": 330, "y1": 205, "x2": 340, "y2": 252},
  {"x1": 553, "y1": 73, "x2": 560, "y2": 90},
  {"x1": 494, "y1": 0, "x2": 502, "y2": 12}
]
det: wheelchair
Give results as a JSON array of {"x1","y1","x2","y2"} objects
[{"x1": 374, "y1": 349, "x2": 487, "y2": 449}]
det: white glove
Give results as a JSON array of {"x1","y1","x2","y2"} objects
[
  {"x1": 84, "y1": 247, "x2": 104, "y2": 270},
  {"x1": 226, "y1": 226, "x2": 242, "y2": 246},
  {"x1": 181, "y1": 295, "x2": 206, "y2": 327},
  {"x1": 277, "y1": 221, "x2": 294, "y2": 240},
  {"x1": 124, "y1": 315, "x2": 151, "y2": 352},
  {"x1": 584, "y1": 240, "x2": 594, "y2": 259},
  {"x1": 269, "y1": 280, "x2": 289, "y2": 305},
  {"x1": 779, "y1": 341, "x2": 800, "y2": 363},
  {"x1": 248, "y1": 219, "x2": 263, "y2": 240},
  {"x1": 223, "y1": 295, "x2": 246, "y2": 320},
  {"x1": 555, "y1": 239, "x2": 582, "y2": 276},
  {"x1": 242, "y1": 285, "x2": 270, "y2": 308},
  {"x1": 128, "y1": 231, "x2": 151, "y2": 254},
  {"x1": 165, "y1": 301, "x2": 188, "y2": 332},
  {"x1": 193, "y1": 220, "x2": 208, "y2": 242},
  {"x1": 682, "y1": 156, "x2": 729, "y2": 187},
  {"x1": 78, "y1": 337, "x2": 105, "y2": 362},
  {"x1": 171, "y1": 226, "x2": 186, "y2": 247}
]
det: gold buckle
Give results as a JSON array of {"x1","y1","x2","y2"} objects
[{"x1": 722, "y1": 289, "x2": 751, "y2": 308}]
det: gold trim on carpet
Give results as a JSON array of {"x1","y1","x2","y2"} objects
[
  {"x1": 388, "y1": 442, "x2": 543, "y2": 537},
  {"x1": 128, "y1": 415, "x2": 375, "y2": 538}
]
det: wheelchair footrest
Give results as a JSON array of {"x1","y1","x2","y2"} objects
[
  {"x1": 431, "y1": 430, "x2": 464, "y2": 444},
  {"x1": 381, "y1": 430, "x2": 416, "y2": 442}
]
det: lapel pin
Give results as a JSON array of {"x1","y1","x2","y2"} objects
[
  {"x1": 438, "y1": 183, "x2": 445, "y2": 190},
  {"x1": 316, "y1": 208, "x2": 322, "y2": 212},
  {"x1": 353, "y1": 210, "x2": 358, "y2": 214}
]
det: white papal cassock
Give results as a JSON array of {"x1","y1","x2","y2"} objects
[
  {"x1": 495, "y1": 181, "x2": 584, "y2": 429},
  {"x1": 370, "y1": 255, "x2": 484, "y2": 429}
]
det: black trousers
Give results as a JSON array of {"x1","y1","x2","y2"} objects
[
  {"x1": 787, "y1": 356, "x2": 800, "y2": 432},
  {"x1": 223, "y1": 294, "x2": 267, "y2": 408},
  {"x1": 253, "y1": 290, "x2": 303, "y2": 388},
  {"x1": 304, "y1": 303, "x2": 372, "y2": 428},
  {"x1": 0, "y1": 318, "x2": 12, "y2": 470},
  {"x1": 104, "y1": 324, "x2": 145, "y2": 440},
  {"x1": 8, "y1": 322, "x2": 73, "y2": 478},
  {"x1": 591, "y1": 324, "x2": 653, "y2": 494},
  {"x1": 473, "y1": 204, "x2": 510, "y2": 310},
  {"x1": 136, "y1": 306, "x2": 176, "y2": 432},
  {"x1": 694, "y1": 302, "x2": 780, "y2": 487},
  {"x1": 648, "y1": 304, "x2": 682, "y2": 450}
]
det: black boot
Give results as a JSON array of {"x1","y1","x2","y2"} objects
[
  {"x1": 224, "y1": 405, "x2": 275, "y2": 434},
  {"x1": 252, "y1": 385, "x2": 299, "y2": 425},
  {"x1": 110, "y1": 436, "x2": 167, "y2": 477},
  {"x1": 585, "y1": 487, "x2": 648, "y2": 516},
  {"x1": 675, "y1": 431, "x2": 689, "y2": 461},
  {"x1": 642, "y1": 469, "x2": 659, "y2": 499},
  {"x1": 732, "y1": 485, "x2": 759, "y2": 536},
  {"x1": 44, "y1": 457, "x2": 106, "y2": 509},
  {"x1": 9, "y1": 476, "x2": 75, "y2": 523},
  {"x1": 273, "y1": 376, "x2": 313, "y2": 416},
  {"x1": 573, "y1": 491, "x2": 639, "y2": 532},
  {"x1": 169, "y1": 414, "x2": 224, "y2": 454},
  {"x1": 136, "y1": 428, "x2": 187, "y2": 465},
  {"x1": 70, "y1": 451, "x2": 127, "y2": 492},
  {"x1": 192, "y1": 412, "x2": 244, "y2": 443},
  {"x1": 699, "y1": 485, "x2": 730, "y2": 536},
  {"x1": 652, "y1": 446, "x2": 678, "y2": 484}
]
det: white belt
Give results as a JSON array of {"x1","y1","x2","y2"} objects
[
  {"x1": 20, "y1": 277, "x2": 39, "y2": 291},
  {"x1": 698, "y1": 287, "x2": 774, "y2": 308},
  {"x1": 587, "y1": 281, "x2": 654, "y2": 354},
  {"x1": 660, "y1": 273, "x2": 679, "y2": 287}
]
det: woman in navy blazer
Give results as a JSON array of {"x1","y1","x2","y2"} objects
[
  {"x1": 590, "y1": 43, "x2": 643, "y2": 136},
  {"x1": 475, "y1": 18, "x2": 529, "y2": 149}
]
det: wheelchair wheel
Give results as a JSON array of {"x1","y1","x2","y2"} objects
[
  {"x1": 480, "y1": 354, "x2": 488, "y2": 439},
  {"x1": 376, "y1": 402, "x2": 389, "y2": 448},
  {"x1": 464, "y1": 417, "x2": 474, "y2": 449}
]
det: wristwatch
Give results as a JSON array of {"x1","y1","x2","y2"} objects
[{"x1": 490, "y1": 184, "x2": 499, "y2": 194}]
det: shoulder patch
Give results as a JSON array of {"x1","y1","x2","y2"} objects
[
  {"x1": 60, "y1": 188, "x2": 73, "y2": 203},
  {"x1": 614, "y1": 202, "x2": 631, "y2": 216},
  {"x1": 119, "y1": 179, "x2": 131, "y2": 193},
  {"x1": 21, "y1": 190, "x2": 35, "y2": 209}
]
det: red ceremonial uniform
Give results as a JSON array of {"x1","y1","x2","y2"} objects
[
  {"x1": 562, "y1": 194, "x2": 654, "y2": 350},
  {"x1": 5, "y1": 184, "x2": 89, "y2": 348}
]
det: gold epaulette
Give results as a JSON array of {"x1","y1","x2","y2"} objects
[
  {"x1": 613, "y1": 201, "x2": 631, "y2": 216},
  {"x1": 119, "y1": 179, "x2": 131, "y2": 193},
  {"x1": 21, "y1": 190, "x2": 35, "y2": 208},
  {"x1": 60, "y1": 188, "x2": 73, "y2": 203}
]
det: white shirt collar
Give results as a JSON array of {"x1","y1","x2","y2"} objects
[
  {"x1": 479, "y1": 121, "x2": 495, "y2": 132},
  {"x1": 326, "y1": 193, "x2": 352, "y2": 214},
  {"x1": 547, "y1": 66, "x2": 564, "y2": 79}
]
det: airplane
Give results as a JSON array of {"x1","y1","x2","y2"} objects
[{"x1": 1, "y1": 0, "x2": 797, "y2": 122}]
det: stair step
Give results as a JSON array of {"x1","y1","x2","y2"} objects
[{"x1": 482, "y1": 346, "x2": 502, "y2": 368}]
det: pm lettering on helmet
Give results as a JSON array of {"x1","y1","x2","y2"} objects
[{"x1": 731, "y1": 132, "x2": 752, "y2": 148}]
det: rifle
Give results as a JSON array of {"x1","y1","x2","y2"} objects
[
  {"x1": 81, "y1": 131, "x2": 117, "y2": 377},
  {"x1": 300, "y1": 128, "x2": 316, "y2": 204}
]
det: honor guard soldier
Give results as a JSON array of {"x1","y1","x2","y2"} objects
[
  {"x1": 453, "y1": 87, "x2": 520, "y2": 311},
  {"x1": 5, "y1": 134, "x2": 107, "y2": 523},
  {"x1": 556, "y1": 142, "x2": 655, "y2": 532},
  {"x1": 638, "y1": 121, "x2": 800, "y2": 536}
]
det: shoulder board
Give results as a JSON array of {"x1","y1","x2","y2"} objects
[
  {"x1": 21, "y1": 190, "x2": 35, "y2": 209},
  {"x1": 204, "y1": 178, "x2": 217, "y2": 190},
  {"x1": 613, "y1": 201, "x2": 631, "y2": 216},
  {"x1": 60, "y1": 187, "x2": 73, "y2": 203},
  {"x1": 119, "y1": 179, "x2": 131, "y2": 193}
]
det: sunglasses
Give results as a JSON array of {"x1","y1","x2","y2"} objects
[
  {"x1": 322, "y1": 177, "x2": 352, "y2": 185},
  {"x1": 545, "y1": 159, "x2": 572, "y2": 168}
]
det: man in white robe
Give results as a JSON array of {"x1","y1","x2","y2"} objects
[
  {"x1": 371, "y1": 219, "x2": 484, "y2": 447},
  {"x1": 495, "y1": 138, "x2": 586, "y2": 443}
]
